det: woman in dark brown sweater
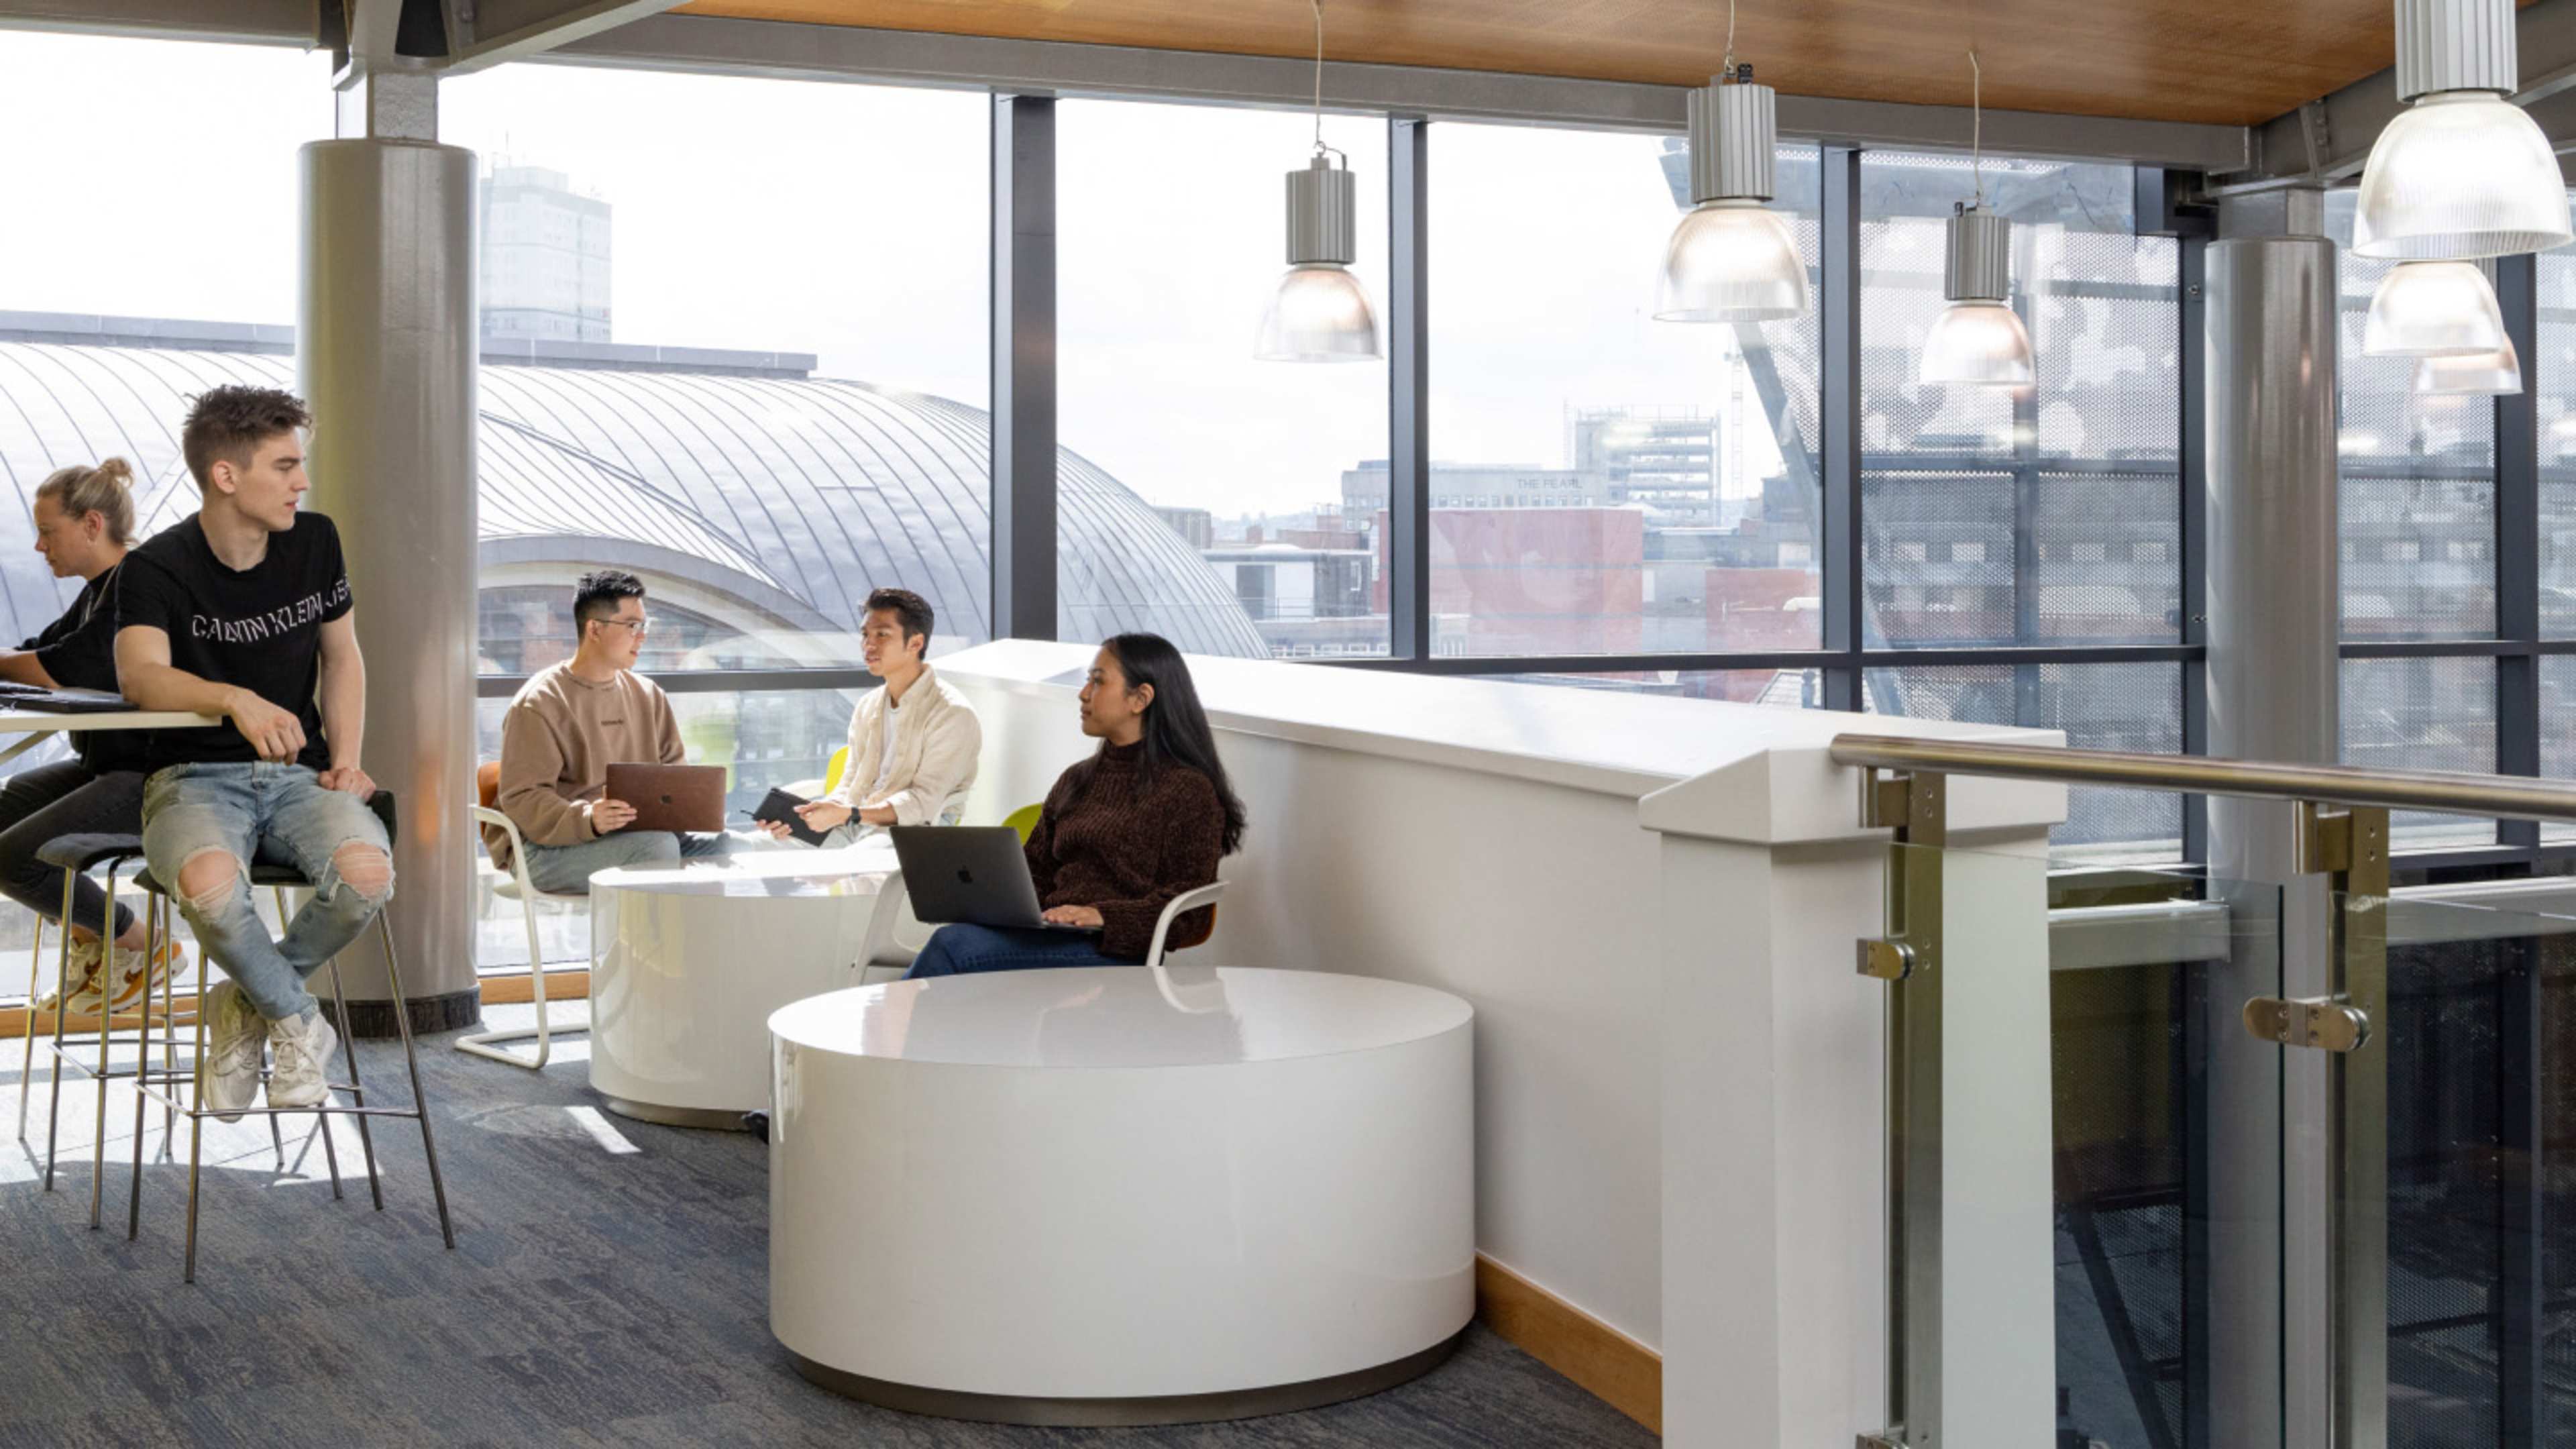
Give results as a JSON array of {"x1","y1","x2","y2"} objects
[{"x1": 904, "y1": 633, "x2": 1246, "y2": 977}]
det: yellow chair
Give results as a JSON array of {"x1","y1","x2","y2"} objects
[{"x1": 1003, "y1": 802, "x2": 1043, "y2": 843}]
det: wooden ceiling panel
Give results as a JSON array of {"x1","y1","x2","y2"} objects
[{"x1": 668, "y1": 0, "x2": 2454, "y2": 126}]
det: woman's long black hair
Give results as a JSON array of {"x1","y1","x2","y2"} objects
[{"x1": 1085, "y1": 632, "x2": 1247, "y2": 855}]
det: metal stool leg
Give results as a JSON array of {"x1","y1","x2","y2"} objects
[
  {"x1": 378, "y1": 914, "x2": 452, "y2": 1248},
  {"x1": 87, "y1": 869, "x2": 119, "y2": 1230},
  {"x1": 43, "y1": 870, "x2": 76, "y2": 1193},
  {"x1": 156, "y1": 893, "x2": 176, "y2": 1152},
  {"x1": 131, "y1": 884, "x2": 169, "y2": 1238},
  {"x1": 183, "y1": 949, "x2": 209, "y2": 1285},
  {"x1": 325, "y1": 951, "x2": 379, "y2": 1210},
  {"x1": 17, "y1": 914, "x2": 43, "y2": 1142}
]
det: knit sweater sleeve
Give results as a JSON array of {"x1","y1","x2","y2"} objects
[
  {"x1": 1023, "y1": 767, "x2": 1076, "y2": 902},
  {"x1": 1092, "y1": 769, "x2": 1224, "y2": 961}
]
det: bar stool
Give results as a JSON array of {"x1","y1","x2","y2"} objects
[
  {"x1": 119, "y1": 791, "x2": 453, "y2": 1281},
  {"x1": 28, "y1": 835, "x2": 178, "y2": 1230},
  {"x1": 28, "y1": 836, "x2": 304, "y2": 1216}
]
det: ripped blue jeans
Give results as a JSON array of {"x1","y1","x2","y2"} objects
[{"x1": 141, "y1": 762, "x2": 394, "y2": 1025}]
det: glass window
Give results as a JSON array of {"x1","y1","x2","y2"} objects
[
  {"x1": 441, "y1": 66, "x2": 990, "y2": 670},
  {"x1": 2543, "y1": 653, "x2": 2576, "y2": 842},
  {"x1": 1491, "y1": 669, "x2": 1822, "y2": 706},
  {"x1": 1863, "y1": 661, "x2": 2183, "y2": 859},
  {"x1": 1428, "y1": 127, "x2": 1823, "y2": 657},
  {"x1": 471, "y1": 686, "x2": 863, "y2": 967},
  {"x1": 2543, "y1": 233, "x2": 2576, "y2": 639},
  {"x1": 2328, "y1": 193, "x2": 2497, "y2": 641},
  {"x1": 2342, "y1": 656, "x2": 2498, "y2": 849},
  {"x1": 1860, "y1": 152, "x2": 2181, "y2": 651},
  {"x1": 1056, "y1": 99, "x2": 1387, "y2": 660}
]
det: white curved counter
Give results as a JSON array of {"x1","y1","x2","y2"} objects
[
  {"x1": 767, "y1": 965, "x2": 1475, "y2": 1424},
  {"x1": 588, "y1": 846, "x2": 893, "y2": 1128}
]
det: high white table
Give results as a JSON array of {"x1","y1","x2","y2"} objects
[
  {"x1": 588, "y1": 843, "x2": 896, "y2": 1128},
  {"x1": 0, "y1": 704, "x2": 225, "y2": 765},
  {"x1": 767, "y1": 965, "x2": 1476, "y2": 1425}
]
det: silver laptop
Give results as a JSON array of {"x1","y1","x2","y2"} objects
[{"x1": 889, "y1": 826, "x2": 1097, "y2": 934}]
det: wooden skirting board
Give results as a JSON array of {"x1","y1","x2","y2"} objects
[
  {"x1": 1, "y1": 969, "x2": 594, "y2": 1038},
  {"x1": 1475, "y1": 1254, "x2": 1662, "y2": 1433}
]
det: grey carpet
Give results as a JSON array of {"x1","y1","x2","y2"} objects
[{"x1": 0, "y1": 1004, "x2": 1658, "y2": 1448}]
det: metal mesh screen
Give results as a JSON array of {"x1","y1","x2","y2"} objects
[
  {"x1": 2341, "y1": 656, "x2": 2499, "y2": 848},
  {"x1": 1862, "y1": 661, "x2": 2182, "y2": 855},
  {"x1": 2543, "y1": 247, "x2": 2576, "y2": 639},
  {"x1": 1860, "y1": 152, "x2": 2180, "y2": 652},
  {"x1": 2329, "y1": 195, "x2": 2499, "y2": 642}
]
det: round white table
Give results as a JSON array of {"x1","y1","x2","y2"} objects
[
  {"x1": 767, "y1": 965, "x2": 1476, "y2": 1425},
  {"x1": 588, "y1": 844, "x2": 896, "y2": 1128}
]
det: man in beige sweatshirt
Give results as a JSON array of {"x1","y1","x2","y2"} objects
[{"x1": 485, "y1": 571, "x2": 734, "y2": 894}]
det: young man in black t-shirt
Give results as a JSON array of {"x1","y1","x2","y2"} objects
[{"x1": 114, "y1": 386, "x2": 391, "y2": 1122}]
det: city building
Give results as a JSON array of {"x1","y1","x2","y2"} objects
[
  {"x1": 478, "y1": 163, "x2": 612, "y2": 342},
  {"x1": 7, "y1": 9, "x2": 2575, "y2": 1449}
]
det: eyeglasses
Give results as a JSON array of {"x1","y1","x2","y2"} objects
[{"x1": 598, "y1": 617, "x2": 651, "y2": 637}]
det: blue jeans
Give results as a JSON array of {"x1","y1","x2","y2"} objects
[
  {"x1": 521, "y1": 829, "x2": 733, "y2": 895},
  {"x1": 140, "y1": 762, "x2": 394, "y2": 1024},
  {"x1": 903, "y1": 922, "x2": 1135, "y2": 979}
]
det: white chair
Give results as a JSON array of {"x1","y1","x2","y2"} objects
[
  {"x1": 859, "y1": 877, "x2": 1227, "y2": 982},
  {"x1": 1143, "y1": 880, "x2": 1228, "y2": 969},
  {"x1": 462, "y1": 797, "x2": 586, "y2": 1071}
]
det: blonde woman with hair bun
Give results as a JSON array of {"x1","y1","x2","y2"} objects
[{"x1": 0, "y1": 457, "x2": 184, "y2": 1015}]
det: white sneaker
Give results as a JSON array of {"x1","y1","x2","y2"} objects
[
  {"x1": 35, "y1": 936, "x2": 105, "y2": 1014},
  {"x1": 199, "y1": 982, "x2": 264, "y2": 1123},
  {"x1": 266, "y1": 1010, "x2": 337, "y2": 1111}
]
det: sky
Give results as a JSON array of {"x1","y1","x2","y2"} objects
[{"x1": 0, "y1": 29, "x2": 1786, "y2": 520}]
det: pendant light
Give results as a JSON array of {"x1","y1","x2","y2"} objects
[
  {"x1": 2363, "y1": 258, "x2": 2510, "y2": 356},
  {"x1": 1254, "y1": 0, "x2": 1381, "y2": 362},
  {"x1": 1918, "y1": 52, "x2": 2034, "y2": 386},
  {"x1": 2352, "y1": 0, "x2": 2573, "y2": 260},
  {"x1": 2413, "y1": 336, "x2": 2523, "y2": 395},
  {"x1": 1654, "y1": 0, "x2": 1808, "y2": 322}
]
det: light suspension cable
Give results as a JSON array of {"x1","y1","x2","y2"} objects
[
  {"x1": 1919, "y1": 48, "x2": 2034, "y2": 386},
  {"x1": 1255, "y1": 0, "x2": 1381, "y2": 362},
  {"x1": 1654, "y1": 0, "x2": 1809, "y2": 323}
]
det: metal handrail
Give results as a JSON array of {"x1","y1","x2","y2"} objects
[{"x1": 1827, "y1": 734, "x2": 2576, "y2": 824}]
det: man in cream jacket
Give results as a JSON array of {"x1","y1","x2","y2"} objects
[{"x1": 763, "y1": 587, "x2": 981, "y2": 845}]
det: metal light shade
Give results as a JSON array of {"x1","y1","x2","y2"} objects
[
  {"x1": 1919, "y1": 301, "x2": 2036, "y2": 386},
  {"x1": 2353, "y1": 0, "x2": 2575, "y2": 260},
  {"x1": 1656, "y1": 76, "x2": 1807, "y2": 323},
  {"x1": 1258, "y1": 156, "x2": 1380, "y2": 362},
  {"x1": 1919, "y1": 205, "x2": 2031, "y2": 384},
  {"x1": 2363, "y1": 260, "x2": 2509, "y2": 356},
  {"x1": 1254, "y1": 263, "x2": 1382, "y2": 362},
  {"x1": 2355, "y1": 94, "x2": 2575, "y2": 260},
  {"x1": 2412, "y1": 335, "x2": 2522, "y2": 395},
  {"x1": 1655, "y1": 199, "x2": 1810, "y2": 321}
]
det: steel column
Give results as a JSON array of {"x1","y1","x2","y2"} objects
[
  {"x1": 297, "y1": 131, "x2": 480, "y2": 1027},
  {"x1": 990, "y1": 95, "x2": 1057, "y2": 642},
  {"x1": 2204, "y1": 227, "x2": 2342, "y2": 1449},
  {"x1": 1387, "y1": 116, "x2": 1430, "y2": 661},
  {"x1": 1821, "y1": 146, "x2": 1864, "y2": 713}
]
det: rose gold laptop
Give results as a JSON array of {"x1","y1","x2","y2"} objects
[{"x1": 604, "y1": 763, "x2": 727, "y2": 834}]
